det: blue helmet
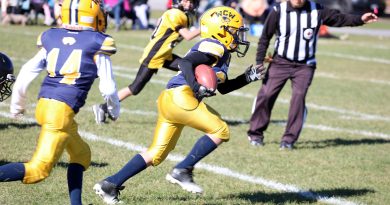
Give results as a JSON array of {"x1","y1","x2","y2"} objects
[{"x1": 0, "y1": 52, "x2": 15, "y2": 102}]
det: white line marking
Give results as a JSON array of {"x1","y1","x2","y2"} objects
[
  {"x1": 120, "y1": 108, "x2": 390, "y2": 140},
  {"x1": 2, "y1": 104, "x2": 388, "y2": 139},
  {"x1": 0, "y1": 111, "x2": 361, "y2": 205},
  {"x1": 317, "y1": 40, "x2": 390, "y2": 50},
  {"x1": 315, "y1": 72, "x2": 390, "y2": 86},
  {"x1": 110, "y1": 69, "x2": 390, "y2": 122},
  {"x1": 317, "y1": 51, "x2": 390, "y2": 65}
]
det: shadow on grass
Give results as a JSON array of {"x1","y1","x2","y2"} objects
[
  {"x1": 299, "y1": 138, "x2": 390, "y2": 149},
  {"x1": 224, "y1": 187, "x2": 374, "y2": 204},
  {"x1": 56, "y1": 161, "x2": 108, "y2": 168},
  {"x1": 0, "y1": 122, "x2": 38, "y2": 130},
  {"x1": 224, "y1": 119, "x2": 286, "y2": 126},
  {"x1": 0, "y1": 160, "x2": 14, "y2": 166},
  {"x1": 0, "y1": 160, "x2": 108, "y2": 168}
]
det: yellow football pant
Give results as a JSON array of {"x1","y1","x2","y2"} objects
[
  {"x1": 23, "y1": 98, "x2": 91, "y2": 184},
  {"x1": 147, "y1": 86, "x2": 229, "y2": 166}
]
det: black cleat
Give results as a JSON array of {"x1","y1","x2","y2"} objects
[
  {"x1": 248, "y1": 135, "x2": 264, "y2": 147},
  {"x1": 279, "y1": 141, "x2": 294, "y2": 150},
  {"x1": 93, "y1": 180, "x2": 125, "y2": 204},
  {"x1": 166, "y1": 167, "x2": 203, "y2": 194}
]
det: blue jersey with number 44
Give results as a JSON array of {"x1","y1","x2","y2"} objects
[{"x1": 37, "y1": 28, "x2": 116, "y2": 113}]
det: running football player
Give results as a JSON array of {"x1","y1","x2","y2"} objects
[
  {"x1": 93, "y1": 6, "x2": 265, "y2": 204},
  {"x1": 2, "y1": 0, "x2": 120, "y2": 204},
  {"x1": 92, "y1": 0, "x2": 201, "y2": 124}
]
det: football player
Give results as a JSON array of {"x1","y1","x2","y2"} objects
[
  {"x1": 92, "y1": 0, "x2": 201, "y2": 124},
  {"x1": 2, "y1": 0, "x2": 120, "y2": 204},
  {"x1": 0, "y1": 52, "x2": 15, "y2": 102},
  {"x1": 93, "y1": 6, "x2": 265, "y2": 204}
]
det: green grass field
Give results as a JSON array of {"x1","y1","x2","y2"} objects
[{"x1": 0, "y1": 19, "x2": 390, "y2": 205}]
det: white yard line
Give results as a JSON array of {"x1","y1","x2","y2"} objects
[
  {"x1": 120, "y1": 109, "x2": 390, "y2": 140},
  {"x1": 2, "y1": 103, "x2": 388, "y2": 139},
  {"x1": 317, "y1": 51, "x2": 390, "y2": 65},
  {"x1": 317, "y1": 40, "x2": 390, "y2": 50},
  {"x1": 0, "y1": 111, "x2": 361, "y2": 205},
  {"x1": 112, "y1": 70, "x2": 390, "y2": 122}
]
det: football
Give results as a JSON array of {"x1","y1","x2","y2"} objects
[{"x1": 195, "y1": 64, "x2": 217, "y2": 91}]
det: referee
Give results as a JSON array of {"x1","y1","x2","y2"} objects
[{"x1": 247, "y1": 0, "x2": 378, "y2": 149}]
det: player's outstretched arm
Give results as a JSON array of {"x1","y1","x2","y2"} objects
[
  {"x1": 179, "y1": 27, "x2": 200, "y2": 41},
  {"x1": 96, "y1": 54, "x2": 120, "y2": 121},
  {"x1": 10, "y1": 49, "x2": 46, "y2": 117}
]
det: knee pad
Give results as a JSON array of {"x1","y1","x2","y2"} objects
[
  {"x1": 147, "y1": 147, "x2": 173, "y2": 166},
  {"x1": 70, "y1": 149, "x2": 91, "y2": 171},
  {"x1": 69, "y1": 144, "x2": 91, "y2": 171},
  {"x1": 213, "y1": 122, "x2": 230, "y2": 141},
  {"x1": 23, "y1": 160, "x2": 52, "y2": 184}
]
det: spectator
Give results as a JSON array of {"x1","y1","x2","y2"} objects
[
  {"x1": 247, "y1": 0, "x2": 378, "y2": 150},
  {"x1": 240, "y1": 0, "x2": 269, "y2": 24},
  {"x1": 1, "y1": 0, "x2": 29, "y2": 26},
  {"x1": 131, "y1": 0, "x2": 149, "y2": 29},
  {"x1": 104, "y1": 0, "x2": 123, "y2": 31},
  {"x1": 239, "y1": 0, "x2": 269, "y2": 36},
  {"x1": 30, "y1": 0, "x2": 54, "y2": 25},
  {"x1": 223, "y1": 0, "x2": 238, "y2": 9}
]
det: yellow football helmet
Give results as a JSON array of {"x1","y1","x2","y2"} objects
[
  {"x1": 61, "y1": 0, "x2": 107, "y2": 32},
  {"x1": 200, "y1": 6, "x2": 250, "y2": 57}
]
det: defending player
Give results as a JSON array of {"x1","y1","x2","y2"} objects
[
  {"x1": 0, "y1": 52, "x2": 15, "y2": 102},
  {"x1": 93, "y1": 6, "x2": 265, "y2": 204},
  {"x1": 2, "y1": 0, "x2": 120, "y2": 204},
  {"x1": 92, "y1": 0, "x2": 201, "y2": 124}
]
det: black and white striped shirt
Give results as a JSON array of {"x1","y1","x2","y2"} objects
[{"x1": 256, "y1": 0, "x2": 364, "y2": 65}]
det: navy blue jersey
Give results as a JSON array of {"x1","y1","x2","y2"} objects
[
  {"x1": 167, "y1": 38, "x2": 230, "y2": 89},
  {"x1": 37, "y1": 28, "x2": 116, "y2": 113}
]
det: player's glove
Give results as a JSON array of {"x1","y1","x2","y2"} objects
[
  {"x1": 245, "y1": 64, "x2": 266, "y2": 82},
  {"x1": 195, "y1": 85, "x2": 216, "y2": 101}
]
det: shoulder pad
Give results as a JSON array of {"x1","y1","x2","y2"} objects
[
  {"x1": 197, "y1": 40, "x2": 225, "y2": 59},
  {"x1": 165, "y1": 9, "x2": 188, "y2": 31},
  {"x1": 99, "y1": 36, "x2": 117, "y2": 56}
]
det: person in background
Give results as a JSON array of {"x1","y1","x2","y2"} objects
[
  {"x1": 93, "y1": 6, "x2": 265, "y2": 204},
  {"x1": 3, "y1": 0, "x2": 120, "y2": 204},
  {"x1": 130, "y1": 0, "x2": 149, "y2": 29},
  {"x1": 92, "y1": 0, "x2": 200, "y2": 124},
  {"x1": 1, "y1": 0, "x2": 30, "y2": 26},
  {"x1": 104, "y1": 0, "x2": 123, "y2": 31},
  {"x1": 247, "y1": 0, "x2": 378, "y2": 150},
  {"x1": 223, "y1": 0, "x2": 238, "y2": 9},
  {"x1": 240, "y1": 0, "x2": 269, "y2": 25},
  {"x1": 239, "y1": 0, "x2": 269, "y2": 36}
]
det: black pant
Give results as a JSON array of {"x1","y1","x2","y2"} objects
[
  {"x1": 129, "y1": 54, "x2": 181, "y2": 95},
  {"x1": 248, "y1": 55, "x2": 315, "y2": 144}
]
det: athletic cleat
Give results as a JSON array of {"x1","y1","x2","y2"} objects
[
  {"x1": 279, "y1": 141, "x2": 294, "y2": 150},
  {"x1": 93, "y1": 180, "x2": 125, "y2": 204},
  {"x1": 166, "y1": 167, "x2": 203, "y2": 194},
  {"x1": 92, "y1": 104, "x2": 107, "y2": 124},
  {"x1": 248, "y1": 135, "x2": 264, "y2": 147}
]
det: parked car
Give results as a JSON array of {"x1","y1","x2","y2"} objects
[{"x1": 314, "y1": 0, "x2": 386, "y2": 16}]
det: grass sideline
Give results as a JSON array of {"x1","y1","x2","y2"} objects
[{"x1": 0, "y1": 24, "x2": 390, "y2": 205}]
